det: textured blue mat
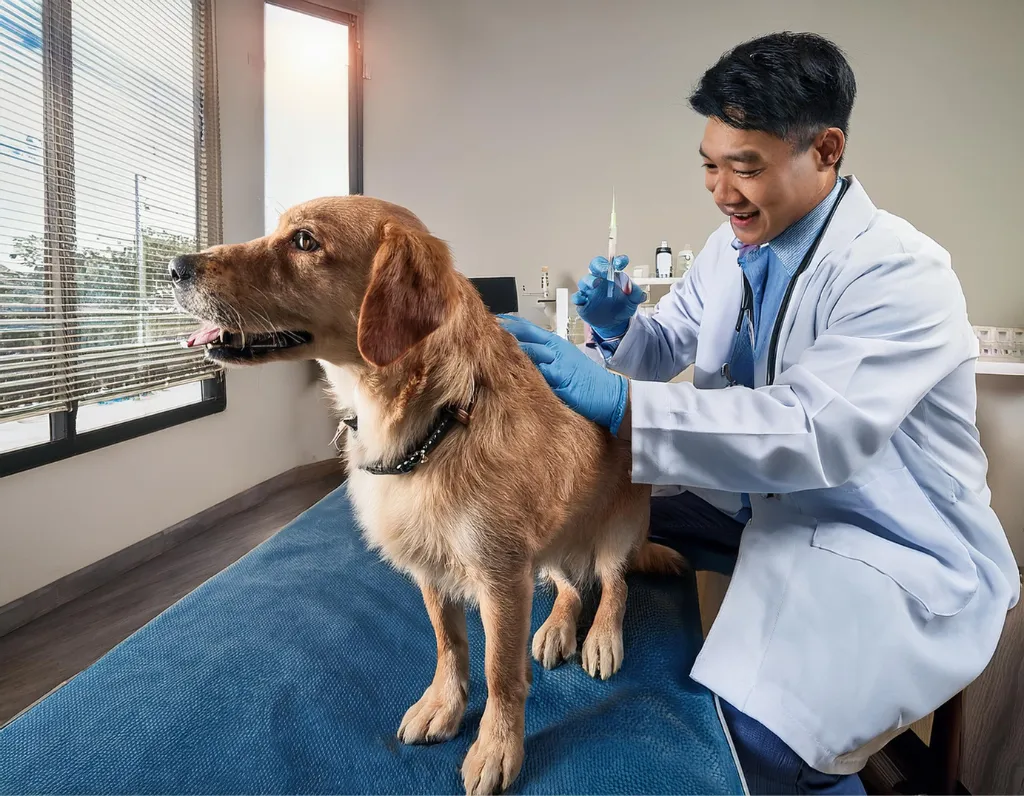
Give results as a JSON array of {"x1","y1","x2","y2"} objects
[{"x1": 0, "y1": 484, "x2": 743, "y2": 795}]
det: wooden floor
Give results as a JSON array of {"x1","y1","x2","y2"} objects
[
  {"x1": 1, "y1": 471, "x2": 1020, "y2": 793},
  {"x1": 0, "y1": 470, "x2": 344, "y2": 726}
]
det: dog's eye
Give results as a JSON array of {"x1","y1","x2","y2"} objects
[{"x1": 292, "y1": 230, "x2": 319, "y2": 252}]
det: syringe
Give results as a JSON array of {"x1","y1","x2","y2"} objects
[{"x1": 606, "y1": 190, "x2": 617, "y2": 298}]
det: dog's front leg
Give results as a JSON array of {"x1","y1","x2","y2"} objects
[
  {"x1": 532, "y1": 571, "x2": 582, "y2": 669},
  {"x1": 581, "y1": 560, "x2": 627, "y2": 680},
  {"x1": 461, "y1": 568, "x2": 533, "y2": 795},
  {"x1": 398, "y1": 580, "x2": 469, "y2": 744}
]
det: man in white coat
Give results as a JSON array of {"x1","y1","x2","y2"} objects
[{"x1": 501, "y1": 31, "x2": 1019, "y2": 795}]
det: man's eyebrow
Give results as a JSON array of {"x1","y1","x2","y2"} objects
[{"x1": 699, "y1": 147, "x2": 764, "y2": 165}]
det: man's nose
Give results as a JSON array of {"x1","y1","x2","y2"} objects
[
  {"x1": 712, "y1": 173, "x2": 742, "y2": 205},
  {"x1": 168, "y1": 254, "x2": 198, "y2": 284}
]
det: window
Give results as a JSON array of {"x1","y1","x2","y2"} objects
[
  {"x1": 0, "y1": 0, "x2": 224, "y2": 477},
  {"x1": 264, "y1": 0, "x2": 362, "y2": 233}
]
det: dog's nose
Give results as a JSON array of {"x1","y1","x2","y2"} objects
[{"x1": 168, "y1": 254, "x2": 196, "y2": 284}]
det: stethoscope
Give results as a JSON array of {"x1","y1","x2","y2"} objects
[{"x1": 721, "y1": 175, "x2": 851, "y2": 388}]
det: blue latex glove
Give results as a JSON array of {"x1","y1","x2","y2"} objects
[
  {"x1": 572, "y1": 255, "x2": 647, "y2": 340},
  {"x1": 499, "y1": 315, "x2": 629, "y2": 435}
]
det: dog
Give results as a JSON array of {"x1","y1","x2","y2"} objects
[{"x1": 170, "y1": 196, "x2": 683, "y2": 794}]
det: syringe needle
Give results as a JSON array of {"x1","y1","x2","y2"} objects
[{"x1": 607, "y1": 189, "x2": 616, "y2": 298}]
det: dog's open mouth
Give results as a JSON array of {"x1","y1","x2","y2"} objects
[{"x1": 183, "y1": 323, "x2": 313, "y2": 363}]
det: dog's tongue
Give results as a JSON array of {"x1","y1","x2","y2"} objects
[{"x1": 185, "y1": 323, "x2": 221, "y2": 348}]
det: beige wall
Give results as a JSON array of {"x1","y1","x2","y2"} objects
[
  {"x1": 3, "y1": 0, "x2": 1020, "y2": 607},
  {"x1": 0, "y1": 0, "x2": 337, "y2": 607},
  {"x1": 362, "y1": 0, "x2": 1024, "y2": 560}
]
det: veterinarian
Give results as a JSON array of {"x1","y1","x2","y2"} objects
[{"x1": 502, "y1": 31, "x2": 1020, "y2": 796}]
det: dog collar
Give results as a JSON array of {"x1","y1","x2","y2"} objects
[{"x1": 344, "y1": 397, "x2": 474, "y2": 476}]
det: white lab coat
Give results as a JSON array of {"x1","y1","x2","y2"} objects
[{"x1": 609, "y1": 176, "x2": 1020, "y2": 774}]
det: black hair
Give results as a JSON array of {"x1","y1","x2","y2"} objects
[{"x1": 689, "y1": 32, "x2": 856, "y2": 170}]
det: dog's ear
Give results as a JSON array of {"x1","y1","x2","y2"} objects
[{"x1": 357, "y1": 218, "x2": 454, "y2": 367}]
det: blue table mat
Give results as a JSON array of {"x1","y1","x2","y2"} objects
[{"x1": 0, "y1": 483, "x2": 743, "y2": 795}]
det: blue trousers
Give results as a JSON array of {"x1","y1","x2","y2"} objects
[{"x1": 649, "y1": 491, "x2": 867, "y2": 796}]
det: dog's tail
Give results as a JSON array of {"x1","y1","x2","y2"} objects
[{"x1": 628, "y1": 541, "x2": 687, "y2": 575}]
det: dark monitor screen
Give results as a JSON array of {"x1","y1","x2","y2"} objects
[{"x1": 468, "y1": 276, "x2": 518, "y2": 315}]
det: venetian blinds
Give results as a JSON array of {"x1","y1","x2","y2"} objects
[{"x1": 0, "y1": 0, "x2": 222, "y2": 423}]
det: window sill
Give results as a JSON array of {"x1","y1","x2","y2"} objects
[{"x1": 0, "y1": 376, "x2": 226, "y2": 479}]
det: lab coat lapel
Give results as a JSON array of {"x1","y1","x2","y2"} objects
[
  {"x1": 769, "y1": 175, "x2": 877, "y2": 377},
  {"x1": 805, "y1": 175, "x2": 876, "y2": 276},
  {"x1": 702, "y1": 254, "x2": 745, "y2": 386}
]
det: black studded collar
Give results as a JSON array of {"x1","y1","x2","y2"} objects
[{"x1": 342, "y1": 395, "x2": 475, "y2": 476}]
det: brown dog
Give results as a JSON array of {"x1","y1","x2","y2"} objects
[{"x1": 170, "y1": 196, "x2": 682, "y2": 794}]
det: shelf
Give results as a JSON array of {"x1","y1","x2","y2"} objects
[
  {"x1": 633, "y1": 276, "x2": 681, "y2": 286},
  {"x1": 976, "y1": 359, "x2": 1024, "y2": 376}
]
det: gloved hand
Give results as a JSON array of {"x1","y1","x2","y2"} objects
[
  {"x1": 499, "y1": 315, "x2": 629, "y2": 435},
  {"x1": 572, "y1": 255, "x2": 647, "y2": 339}
]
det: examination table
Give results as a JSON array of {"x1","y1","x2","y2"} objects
[{"x1": 0, "y1": 483, "x2": 745, "y2": 794}]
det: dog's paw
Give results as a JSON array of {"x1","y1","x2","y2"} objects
[
  {"x1": 531, "y1": 615, "x2": 577, "y2": 669},
  {"x1": 397, "y1": 686, "x2": 465, "y2": 745},
  {"x1": 581, "y1": 624, "x2": 623, "y2": 680},
  {"x1": 461, "y1": 730, "x2": 524, "y2": 795}
]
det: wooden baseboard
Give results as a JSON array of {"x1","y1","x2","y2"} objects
[{"x1": 0, "y1": 458, "x2": 343, "y2": 639}]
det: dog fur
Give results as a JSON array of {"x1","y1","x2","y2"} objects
[{"x1": 171, "y1": 196, "x2": 683, "y2": 794}]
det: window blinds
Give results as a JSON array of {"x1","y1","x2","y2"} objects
[{"x1": 0, "y1": 0, "x2": 221, "y2": 424}]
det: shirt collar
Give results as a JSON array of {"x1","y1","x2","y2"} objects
[{"x1": 730, "y1": 176, "x2": 844, "y2": 275}]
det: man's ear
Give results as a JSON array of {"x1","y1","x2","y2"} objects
[
  {"x1": 816, "y1": 127, "x2": 845, "y2": 170},
  {"x1": 357, "y1": 218, "x2": 454, "y2": 367}
]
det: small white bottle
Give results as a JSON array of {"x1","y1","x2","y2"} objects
[
  {"x1": 540, "y1": 266, "x2": 550, "y2": 298},
  {"x1": 655, "y1": 241, "x2": 672, "y2": 278},
  {"x1": 677, "y1": 244, "x2": 694, "y2": 276}
]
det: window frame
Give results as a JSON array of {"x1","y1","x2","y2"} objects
[
  {"x1": 265, "y1": 0, "x2": 363, "y2": 196},
  {"x1": 0, "y1": 0, "x2": 364, "y2": 478},
  {"x1": 0, "y1": 374, "x2": 227, "y2": 477}
]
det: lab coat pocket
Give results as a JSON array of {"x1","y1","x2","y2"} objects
[{"x1": 810, "y1": 467, "x2": 979, "y2": 618}]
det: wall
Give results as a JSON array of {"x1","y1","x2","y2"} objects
[
  {"x1": 0, "y1": 0, "x2": 337, "y2": 608},
  {"x1": 361, "y1": 0, "x2": 1024, "y2": 560}
]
